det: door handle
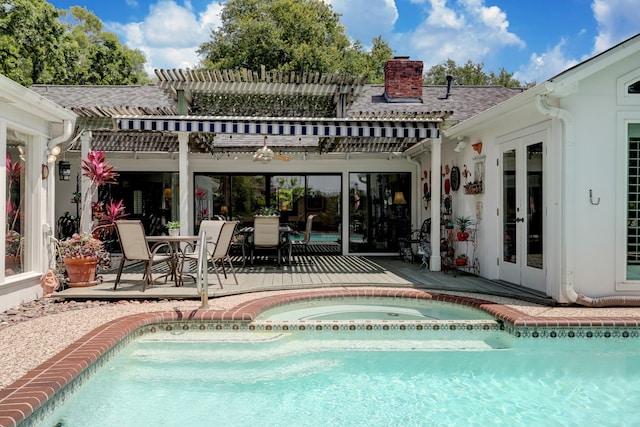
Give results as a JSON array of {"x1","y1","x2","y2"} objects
[{"x1": 515, "y1": 217, "x2": 525, "y2": 223}]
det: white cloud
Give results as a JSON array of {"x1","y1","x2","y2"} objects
[
  {"x1": 324, "y1": 0, "x2": 398, "y2": 48},
  {"x1": 401, "y1": 0, "x2": 523, "y2": 68},
  {"x1": 108, "y1": 0, "x2": 223, "y2": 75},
  {"x1": 514, "y1": 39, "x2": 580, "y2": 84},
  {"x1": 592, "y1": 0, "x2": 640, "y2": 54}
]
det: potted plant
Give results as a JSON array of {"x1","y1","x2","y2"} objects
[
  {"x1": 455, "y1": 216, "x2": 473, "y2": 241},
  {"x1": 57, "y1": 150, "x2": 124, "y2": 287},
  {"x1": 167, "y1": 221, "x2": 181, "y2": 236},
  {"x1": 455, "y1": 253, "x2": 468, "y2": 266},
  {"x1": 255, "y1": 206, "x2": 280, "y2": 216}
]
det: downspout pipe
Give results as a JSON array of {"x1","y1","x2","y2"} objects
[
  {"x1": 48, "y1": 119, "x2": 73, "y2": 149},
  {"x1": 535, "y1": 93, "x2": 579, "y2": 304},
  {"x1": 536, "y1": 93, "x2": 640, "y2": 307}
]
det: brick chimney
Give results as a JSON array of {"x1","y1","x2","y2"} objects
[{"x1": 384, "y1": 56, "x2": 423, "y2": 103}]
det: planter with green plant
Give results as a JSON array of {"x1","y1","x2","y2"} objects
[
  {"x1": 455, "y1": 216, "x2": 473, "y2": 241},
  {"x1": 255, "y1": 206, "x2": 280, "y2": 217},
  {"x1": 167, "y1": 221, "x2": 181, "y2": 236}
]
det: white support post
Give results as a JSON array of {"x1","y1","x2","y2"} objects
[{"x1": 430, "y1": 137, "x2": 442, "y2": 271}]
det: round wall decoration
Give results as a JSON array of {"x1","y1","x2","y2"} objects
[{"x1": 450, "y1": 166, "x2": 461, "y2": 191}]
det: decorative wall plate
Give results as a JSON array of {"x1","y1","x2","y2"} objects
[{"x1": 450, "y1": 166, "x2": 460, "y2": 191}]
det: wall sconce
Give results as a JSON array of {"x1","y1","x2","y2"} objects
[
  {"x1": 393, "y1": 191, "x2": 407, "y2": 205},
  {"x1": 454, "y1": 138, "x2": 467, "y2": 153},
  {"x1": 47, "y1": 145, "x2": 61, "y2": 163},
  {"x1": 58, "y1": 160, "x2": 71, "y2": 181}
]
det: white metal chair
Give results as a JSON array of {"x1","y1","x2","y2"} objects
[{"x1": 113, "y1": 220, "x2": 173, "y2": 291}]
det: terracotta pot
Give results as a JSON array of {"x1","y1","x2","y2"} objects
[
  {"x1": 5, "y1": 255, "x2": 21, "y2": 273},
  {"x1": 457, "y1": 231, "x2": 469, "y2": 241},
  {"x1": 64, "y1": 257, "x2": 98, "y2": 287},
  {"x1": 455, "y1": 257, "x2": 467, "y2": 266}
]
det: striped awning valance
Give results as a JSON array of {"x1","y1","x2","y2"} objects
[{"x1": 116, "y1": 116, "x2": 440, "y2": 140}]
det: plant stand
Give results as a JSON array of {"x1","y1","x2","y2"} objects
[{"x1": 442, "y1": 229, "x2": 479, "y2": 277}]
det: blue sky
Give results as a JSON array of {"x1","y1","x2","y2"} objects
[{"x1": 47, "y1": 0, "x2": 639, "y2": 84}]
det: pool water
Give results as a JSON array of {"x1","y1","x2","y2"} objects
[
  {"x1": 255, "y1": 298, "x2": 495, "y2": 321},
  {"x1": 39, "y1": 331, "x2": 640, "y2": 426}
]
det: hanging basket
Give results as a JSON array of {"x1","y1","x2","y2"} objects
[{"x1": 63, "y1": 257, "x2": 98, "y2": 287}]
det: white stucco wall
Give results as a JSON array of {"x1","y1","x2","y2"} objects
[{"x1": 444, "y1": 45, "x2": 640, "y2": 302}]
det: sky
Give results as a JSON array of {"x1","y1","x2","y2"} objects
[{"x1": 47, "y1": 0, "x2": 640, "y2": 84}]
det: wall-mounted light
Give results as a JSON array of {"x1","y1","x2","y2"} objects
[
  {"x1": 454, "y1": 137, "x2": 467, "y2": 153},
  {"x1": 58, "y1": 160, "x2": 71, "y2": 181},
  {"x1": 46, "y1": 145, "x2": 61, "y2": 163}
]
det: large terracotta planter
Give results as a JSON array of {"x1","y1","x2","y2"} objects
[{"x1": 63, "y1": 257, "x2": 98, "y2": 287}]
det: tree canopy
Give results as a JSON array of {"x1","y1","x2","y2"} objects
[
  {"x1": 197, "y1": 0, "x2": 393, "y2": 83},
  {"x1": 423, "y1": 59, "x2": 530, "y2": 88},
  {"x1": 0, "y1": 0, "x2": 148, "y2": 86}
]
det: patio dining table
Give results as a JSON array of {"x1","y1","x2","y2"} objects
[{"x1": 146, "y1": 235, "x2": 209, "y2": 286}]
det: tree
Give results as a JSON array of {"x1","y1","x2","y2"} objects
[
  {"x1": 61, "y1": 6, "x2": 148, "y2": 85},
  {"x1": 0, "y1": 1, "x2": 148, "y2": 86},
  {"x1": 197, "y1": 0, "x2": 393, "y2": 81},
  {"x1": 423, "y1": 59, "x2": 526, "y2": 88},
  {"x1": 0, "y1": 0, "x2": 67, "y2": 86}
]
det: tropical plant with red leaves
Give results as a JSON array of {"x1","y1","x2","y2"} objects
[
  {"x1": 92, "y1": 199, "x2": 128, "y2": 239},
  {"x1": 6, "y1": 154, "x2": 22, "y2": 232},
  {"x1": 58, "y1": 151, "x2": 124, "y2": 272}
]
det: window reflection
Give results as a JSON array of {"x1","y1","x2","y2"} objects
[
  {"x1": 5, "y1": 129, "x2": 29, "y2": 276},
  {"x1": 194, "y1": 173, "x2": 341, "y2": 254},
  {"x1": 348, "y1": 173, "x2": 411, "y2": 253}
]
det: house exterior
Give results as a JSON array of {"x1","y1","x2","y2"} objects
[
  {"x1": 7, "y1": 31, "x2": 636, "y2": 307},
  {"x1": 31, "y1": 59, "x2": 520, "y2": 263},
  {"x1": 1, "y1": 74, "x2": 77, "y2": 312},
  {"x1": 443, "y1": 33, "x2": 640, "y2": 305}
]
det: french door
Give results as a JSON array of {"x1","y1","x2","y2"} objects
[{"x1": 500, "y1": 132, "x2": 546, "y2": 292}]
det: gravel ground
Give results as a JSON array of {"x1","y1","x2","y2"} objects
[{"x1": 0, "y1": 295, "x2": 248, "y2": 390}]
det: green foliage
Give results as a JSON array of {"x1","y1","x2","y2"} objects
[
  {"x1": 197, "y1": 0, "x2": 393, "y2": 79},
  {"x1": 0, "y1": 1, "x2": 149, "y2": 86},
  {"x1": 423, "y1": 59, "x2": 527, "y2": 88},
  {"x1": 192, "y1": 93, "x2": 335, "y2": 117}
]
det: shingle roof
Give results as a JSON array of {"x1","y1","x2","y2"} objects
[
  {"x1": 347, "y1": 85, "x2": 524, "y2": 123},
  {"x1": 31, "y1": 81, "x2": 523, "y2": 154},
  {"x1": 29, "y1": 84, "x2": 177, "y2": 117}
]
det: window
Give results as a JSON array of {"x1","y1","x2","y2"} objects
[
  {"x1": 627, "y1": 123, "x2": 640, "y2": 279},
  {"x1": 5, "y1": 128, "x2": 29, "y2": 276}
]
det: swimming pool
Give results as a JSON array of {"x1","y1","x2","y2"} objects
[
  {"x1": 37, "y1": 329, "x2": 640, "y2": 426},
  {"x1": 12, "y1": 290, "x2": 640, "y2": 426}
]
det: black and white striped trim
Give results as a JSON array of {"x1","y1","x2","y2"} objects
[{"x1": 116, "y1": 117, "x2": 440, "y2": 139}]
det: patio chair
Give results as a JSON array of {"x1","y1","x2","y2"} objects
[
  {"x1": 251, "y1": 215, "x2": 283, "y2": 266},
  {"x1": 291, "y1": 214, "x2": 315, "y2": 258},
  {"x1": 181, "y1": 221, "x2": 239, "y2": 288},
  {"x1": 113, "y1": 220, "x2": 173, "y2": 292}
]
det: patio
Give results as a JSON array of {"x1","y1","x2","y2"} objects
[{"x1": 55, "y1": 254, "x2": 556, "y2": 306}]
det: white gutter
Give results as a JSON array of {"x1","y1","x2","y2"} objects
[
  {"x1": 48, "y1": 119, "x2": 74, "y2": 149},
  {"x1": 534, "y1": 92, "x2": 578, "y2": 303}
]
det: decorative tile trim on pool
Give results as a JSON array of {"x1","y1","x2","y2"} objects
[{"x1": 2, "y1": 288, "x2": 640, "y2": 427}]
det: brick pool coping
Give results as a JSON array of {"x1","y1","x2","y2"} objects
[{"x1": 2, "y1": 288, "x2": 640, "y2": 427}]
